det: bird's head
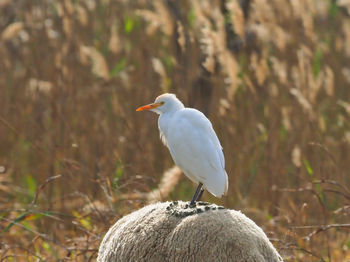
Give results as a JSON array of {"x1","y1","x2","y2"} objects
[{"x1": 136, "y1": 93, "x2": 184, "y2": 115}]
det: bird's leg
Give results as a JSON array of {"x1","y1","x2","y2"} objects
[
  {"x1": 196, "y1": 188, "x2": 205, "y2": 202},
  {"x1": 190, "y1": 183, "x2": 203, "y2": 207}
]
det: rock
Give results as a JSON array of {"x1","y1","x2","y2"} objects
[{"x1": 98, "y1": 201, "x2": 283, "y2": 262}]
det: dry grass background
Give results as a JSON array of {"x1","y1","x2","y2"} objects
[{"x1": 0, "y1": 0, "x2": 350, "y2": 261}]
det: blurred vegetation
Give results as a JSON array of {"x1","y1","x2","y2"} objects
[{"x1": 0, "y1": 0, "x2": 350, "y2": 261}]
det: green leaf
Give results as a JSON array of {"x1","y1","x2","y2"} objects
[
  {"x1": 163, "y1": 55, "x2": 174, "y2": 70},
  {"x1": 20, "y1": 139, "x2": 31, "y2": 151},
  {"x1": 313, "y1": 48, "x2": 323, "y2": 77},
  {"x1": 124, "y1": 17, "x2": 134, "y2": 34},
  {"x1": 314, "y1": 182, "x2": 322, "y2": 194},
  {"x1": 237, "y1": 71, "x2": 244, "y2": 79},
  {"x1": 329, "y1": 2, "x2": 338, "y2": 18},
  {"x1": 113, "y1": 161, "x2": 124, "y2": 189},
  {"x1": 303, "y1": 160, "x2": 314, "y2": 176},
  {"x1": 266, "y1": 213, "x2": 272, "y2": 221},
  {"x1": 3, "y1": 211, "x2": 54, "y2": 232},
  {"x1": 110, "y1": 58, "x2": 127, "y2": 77},
  {"x1": 280, "y1": 124, "x2": 287, "y2": 141},
  {"x1": 115, "y1": 164, "x2": 123, "y2": 179},
  {"x1": 3, "y1": 212, "x2": 30, "y2": 232},
  {"x1": 42, "y1": 242, "x2": 51, "y2": 252},
  {"x1": 72, "y1": 211, "x2": 92, "y2": 230},
  {"x1": 188, "y1": 6, "x2": 196, "y2": 27},
  {"x1": 79, "y1": 217, "x2": 92, "y2": 230},
  {"x1": 24, "y1": 213, "x2": 44, "y2": 221},
  {"x1": 26, "y1": 175, "x2": 37, "y2": 198},
  {"x1": 21, "y1": 220, "x2": 32, "y2": 230},
  {"x1": 314, "y1": 182, "x2": 326, "y2": 203}
]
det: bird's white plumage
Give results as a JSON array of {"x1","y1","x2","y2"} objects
[{"x1": 139, "y1": 93, "x2": 228, "y2": 198}]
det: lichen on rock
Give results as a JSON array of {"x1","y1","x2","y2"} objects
[{"x1": 165, "y1": 201, "x2": 225, "y2": 217}]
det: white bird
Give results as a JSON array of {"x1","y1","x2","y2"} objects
[{"x1": 137, "y1": 93, "x2": 228, "y2": 205}]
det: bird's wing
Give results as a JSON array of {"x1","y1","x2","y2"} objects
[
  {"x1": 179, "y1": 109, "x2": 225, "y2": 168},
  {"x1": 166, "y1": 109, "x2": 227, "y2": 196}
]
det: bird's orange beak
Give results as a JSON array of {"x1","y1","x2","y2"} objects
[{"x1": 136, "y1": 102, "x2": 163, "y2": 111}]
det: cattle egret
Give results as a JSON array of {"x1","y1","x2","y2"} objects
[{"x1": 137, "y1": 93, "x2": 228, "y2": 206}]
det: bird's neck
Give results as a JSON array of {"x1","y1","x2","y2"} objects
[
  {"x1": 158, "y1": 110, "x2": 177, "y2": 140},
  {"x1": 158, "y1": 101, "x2": 184, "y2": 138},
  {"x1": 163, "y1": 101, "x2": 184, "y2": 114}
]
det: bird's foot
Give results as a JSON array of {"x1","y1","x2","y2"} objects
[{"x1": 189, "y1": 200, "x2": 196, "y2": 208}]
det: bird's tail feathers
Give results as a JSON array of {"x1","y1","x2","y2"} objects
[
  {"x1": 223, "y1": 171, "x2": 229, "y2": 196},
  {"x1": 205, "y1": 170, "x2": 229, "y2": 198}
]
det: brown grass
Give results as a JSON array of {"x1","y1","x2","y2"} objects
[{"x1": 1, "y1": 0, "x2": 350, "y2": 261}]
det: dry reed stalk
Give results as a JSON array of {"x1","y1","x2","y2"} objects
[
  {"x1": 109, "y1": 23, "x2": 121, "y2": 54},
  {"x1": 272, "y1": 26, "x2": 290, "y2": 51},
  {"x1": 0, "y1": 169, "x2": 11, "y2": 193},
  {"x1": 294, "y1": 46, "x2": 311, "y2": 92},
  {"x1": 1, "y1": 22, "x2": 23, "y2": 40},
  {"x1": 200, "y1": 26, "x2": 216, "y2": 73},
  {"x1": 137, "y1": 0, "x2": 173, "y2": 36},
  {"x1": 270, "y1": 0, "x2": 293, "y2": 20},
  {"x1": 146, "y1": 166, "x2": 182, "y2": 203},
  {"x1": 219, "y1": 98, "x2": 230, "y2": 116},
  {"x1": 314, "y1": 0, "x2": 331, "y2": 17},
  {"x1": 191, "y1": 0, "x2": 211, "y2": 29},
  {"x1": 300, "y1": 0, "x2": 316, "y2": 41},
  {"x1": 118, "y1": 166, "x2": 182, "y2": 203},
  {"x1": 342, "y1": 67, "x2": 350, "y2": 83},
  {"x1": 290, "y1": 88, "x2": 314, "y2": 118},
  {"x1": 153, "y1": 0, "x2": 173, "y2": 36},
  {"x1": 281, "y1": 107, "x2": 291, "y2": 131},
  {"x1": 223, "y1": 52, "x2": 240, "y2": 99},
  {"x1": 291, "y1": 145, "x2": 302, "y2": 168},
  {"x1": 80, "y1": 46, "x2": 110, "y2": 80},
  {"x1": 136, "y1": 9, "x2": 160, "y2": 36},
  {"x1": 248, "y1": 24, "x2": 269, "y2": 44},
  {"x1": 226, "y1": 0, "x2": 245, "y2": 38},
  {"x1": 206, "y1": 6, "x2": 240, "y2": 99},
  {"x1": 176, "y1": 21, "x2": 186, "y2": 53},
  {"x1": 270, "y1": 57, "x2": 288, "y2": 85},
  {"x1": 343, "y1": 21, "x2": 350, "y2": 57},
  {"x1": 26, "y1": 78, "x2": 53, "y2": 98},
  {"x1": 323, "y1": 66, "x2": 334, "y2": 97},
  {"x1": 344, "y1": 132, "x2": 350, "y2": 145},
  {"x1": 250, "y1": 0, "x2": 275, "y2": 24},
  {"x1": 63, "y1": 16, "x2": 72, "y2": 38},
  {"x1": 64, "y1": 0, "x2": 75, "y2": 15},
  {"x1": 76, "y1": 4, "x2": 88, "y2": 26},
  {"x1": 268, "y1": 83, "x2": 279, "y2": 97},
  {"x1": 338, "y1": 0, "x2": 350, "y2": 14},
  {"x1": 248, "y1": 0, "x2": 292, "y2": 50},
  {"x1": 0, "y1": 0, "x2": 11, "y2": 8},
  {"x1": 250, "y1": 51, "x2": 269, "y2": 86},
  {"x1": 307, "y1": 71, "x2": 323, "y2": 105},
  {"x1": 82, "y1": 200, "x2": 111, "y2": 216},
  {"x1": 290, "y1": 0, "x2": 303, "y2": 19},
  {"x1": 292, "y1": 46, "x2": 325, "y2": 105},
  {"x1": 55, "y1": 2, "x2": 64, "y2": 17},
  {"x1": 152, "y1": 57, "x2": 169, "y2": 93},
  {"x1": 337, "y1": 100, "x2": 350, "y2": 116},
  {"x1": 243, "y1": 75, "x2": 257, "y2": 96},
  {"x1": 318, "y1": 115, "x2": 327, "y2": 133}
]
